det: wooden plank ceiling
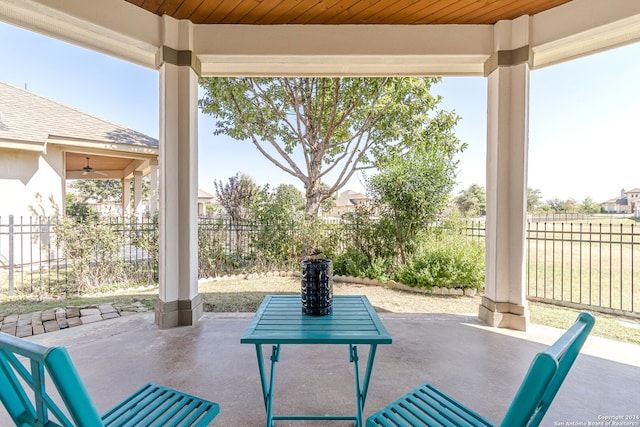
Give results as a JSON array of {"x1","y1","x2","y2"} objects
[{"x1": 125, "y1": 0, "x2": 571, "y2": 25}]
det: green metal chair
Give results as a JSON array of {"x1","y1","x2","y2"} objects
[
  {"x1": 0, "y1": 332, "x2": 219, "y2": 426},
  {"x1": 367, "y1": 311, "x2": 595, "y2": 427}
]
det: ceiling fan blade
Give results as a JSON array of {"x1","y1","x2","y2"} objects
[{"x1": 94, "y1": 170, "x2": 108, "y2": 177}]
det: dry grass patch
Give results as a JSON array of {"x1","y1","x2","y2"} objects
[{"x1": 198, "y1": 276, "x2": 481, "y2": 314}]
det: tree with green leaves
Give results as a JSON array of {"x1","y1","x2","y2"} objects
[
  {"x1": 71, "y1": 180, "x2": 122, "y2": 203},
  {"x1": 455, "y1": 184, "x2": 486, "y2": 217},
  {"x1": 580, "y1": 197, "x2": 601, "y2": 214},
  {"x1": 251, "y1": 184, "x2": 304, "y2": 265},
  {"x1": 69, "y1": 179, "x2": 151, "y2": 210},
  {"x1": 199, "y1": 77, "x2": 456, "y2": 217},
  {"x1": 527, "y1": 188, "x2": 543, "y2": 212},
  {"x1": 546, "y1": 198, "x2": 565, "y2": 213},
  {"x1": 367, "y1": 122, "x2": 463, "y2": 263},
  {"x1": 65, "y1": 193, "x2": 98, "y2": 221},
  {"x1": 564, "y1": 198, "x2": 578, "y2": 213}
]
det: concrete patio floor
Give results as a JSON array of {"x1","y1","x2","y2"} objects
[{"x1": 4, "y1": 310, "x2": 640, "y2": 427}]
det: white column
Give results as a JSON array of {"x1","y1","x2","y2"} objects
[
  {"x1": 133, "y1": 170, "x2": 143, "y2": 217},
  {"x1": 149, "y1": 159, "x2": 158, "y2": 216},
  {"x1": 122, "y1": 178, "x2": 131, "y2": 218},
  {"x1": 479, "y1": 16, "x2": 531, "y2": 331},
  {"x1": 155, "y1": 16, "x2": 202, "y2": 328}
]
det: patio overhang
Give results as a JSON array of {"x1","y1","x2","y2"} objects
[{"x1": 2, "y1": 0, "x2": 640, "y2": 330}]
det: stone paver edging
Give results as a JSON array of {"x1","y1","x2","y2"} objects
[{"x1": 0, "y1": 302, "x2": 150, "y2": 338}]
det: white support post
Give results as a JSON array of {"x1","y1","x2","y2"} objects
[
  {"x1": 479, "y1": 16, "x2": 531, "y2": 331},
  {"x1": 133, "y1": 170, "x2": 143, "y2": 217},
  {"x1": 155, "y1": 16, "x2": 202, "y2": 328},
  {"x1": 122, "y1": 178, "x2": 131, "y2": 218},
  {"x1": 149, "y1": 159, "x2": 158, "y2": 216}
]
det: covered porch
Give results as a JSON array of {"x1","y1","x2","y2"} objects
[{"x1": 7, "y1": 311, "x2": 639, "y2": 426}]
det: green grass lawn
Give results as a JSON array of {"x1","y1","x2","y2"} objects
[{"x1": 1, "y1": 277, "x2": 639, "y2": 345}]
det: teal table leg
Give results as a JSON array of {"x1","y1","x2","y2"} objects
[
  {"x1": 361, "y1": 344, "x2": 378, "y2": 406},
  {"x1": 254, "y1": 344, "x2": 280, "y2": 427},
  {"x1": 255, "y1": 343, "x2": 377, "y2": 427},
  {"x1": 350, "y1": 345, "x2": 362, "y2": 427},
  {"x1": 350, "y1": 344, "x2": 378, "y2": 427}
]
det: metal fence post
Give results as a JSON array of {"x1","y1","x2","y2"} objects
[{"x1": 8, "y1": 214, "x2": 14, "y2": 296}]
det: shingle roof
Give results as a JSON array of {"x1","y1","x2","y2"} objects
[
  {"x1": 198, "y1": 189, "x2": 214, "y2": 199},
  {"x1": 0, "y1": 81, "x2": 157, "y2": 148},
  {"x1": 609, "y1": 198, "x2": 628, "y2": 206}
]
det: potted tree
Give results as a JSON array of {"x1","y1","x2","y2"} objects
[{"x1": 299, "y1": 218, "x2": 333, "y2": 316}]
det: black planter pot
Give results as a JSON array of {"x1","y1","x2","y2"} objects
[{"x1": 301, "y1": 258, "x2": 333, "y2": 316}]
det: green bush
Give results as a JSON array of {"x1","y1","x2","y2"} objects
[
  {"x1": 333, "y1": 247, "x2": 370, "y2": 277},
  {"x1": 198, "y1": 226, "x2": 227, "y2": 277},
  {"x1": 394, "y1": 234, "x2": 484, "y2": 290},
  {"x1": 333, "y1": 247, "x2": 391, "y2": 281},
  {"x1": 54, "y1": 217, "x2": 125, "y2": 293}
]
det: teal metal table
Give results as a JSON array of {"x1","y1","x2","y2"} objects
[{"x1": 241, "y1": 295, "x2": 392, "y2": 427}]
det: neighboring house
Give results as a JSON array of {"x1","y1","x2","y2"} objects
[
  {"x1": 198, "y1": 189, "x2": 216, "y2": 216},
  {"x1": 601, "y1": 188, "x2": 640, "y2": 215},
  {"x1": 327, "y1": 190, "x2": 369, "y2": 218},
  {"x1": 0, "y1": 81, "x2": 159, "y2": 219}
]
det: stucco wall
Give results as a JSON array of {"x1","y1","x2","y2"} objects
[
  {"x1": 0, "y1": 147, "x2": 65, "y2": 269},
  {"x1": 0, "y1": 147, "x2": 65, "y2": 219}
]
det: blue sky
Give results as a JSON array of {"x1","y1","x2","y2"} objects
[{"x1": 1, "y1": 21, "x2": 639, "y2": 203}]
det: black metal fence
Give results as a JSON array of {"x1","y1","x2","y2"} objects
[
  {"x1": 2, "y1": 215, "x2": 639, "y2": 317},
  {"x1": 0, "y1": 215, "x2": 158, "y2": 296},
  {"x1": 464, "y1": 219, "x2": 640, "y2": 317},
  {"x1": 526, "y1": 221, "x2": 639, "y2": 316}
]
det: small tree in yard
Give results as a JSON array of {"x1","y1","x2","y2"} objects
[
  {"x1": 199, "y1": 77, "x2": 458, "y2": 218},
  {"x1": 455, "y1": 184, "x2": 486, "y2": 217},
  {"x1": 367, "y1": 114, "x2": 465, "y2": 264},
  {"x1": 214, "y1": 172, "x2": 259, "y2": 222},
  {"x1": 251, "y1": 184, "x2": 305, "y2": 266},
  {"x1": 527, "y1": 188, "x2": 543, "y2": 212}
]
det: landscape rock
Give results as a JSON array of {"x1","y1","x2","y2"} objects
[{"x1": 0, "y1": 303, "x2": 122, "y2": 337}]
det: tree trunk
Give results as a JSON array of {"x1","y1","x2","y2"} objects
[
  {"x1": 304, "y1": 172, "x2": 322, "y2": 218},
  {"x1": 305, "y1": 191, "x2": 322, "y2": 218}
]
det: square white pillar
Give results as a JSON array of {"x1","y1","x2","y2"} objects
[
  {"x1": 133, "y1": 170, "x2": 143, "y2": 217},
  {"x1": 122, "y1": 178, "x2": 131, "y2": 218},
  {"x1": 149, "y1": 159, "x2": 158, "y2": 216},
  {"x1": 480, "y1": 17, "x2": 531, "y2": 331},
  {"x1": 155, "y1": 17, "x2": 202, "y2": 328}
]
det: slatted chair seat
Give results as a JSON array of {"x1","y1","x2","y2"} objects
[
  {"x1": 101, "y1": 383, "x2": 218, "y2": 426},
  {"x1": 0, "y1": 332, "x2": 219, "y2": 427},
  {"x1": 367, "y1": 312, "x2": 595, "y2": 427}
]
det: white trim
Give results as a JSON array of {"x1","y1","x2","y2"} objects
[
  {"x1": 531, "y1": 0, "x2": 640, "y2": 68},
  {"x1": 2, "y1": 1, "x2": 640, "y2": 75},
  {"x1": 195, "y1": 23, "x2": 492, "y2": 76},
  {"x1": 0, "y1": 138, "x2": 45, "y2": 152},
  {"x1": 47, "y1": 136, "x2": 158, "y2": 158},
  {"x1": 0, "y1": 0, "x2": 160, "y2": 68}
]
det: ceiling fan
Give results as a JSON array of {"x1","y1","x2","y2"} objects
[{"x1": 82, "y1": 157, "x2": 108, "y2": 177}]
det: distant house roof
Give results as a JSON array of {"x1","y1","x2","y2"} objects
[
  {"x1": 335, "y1": 190, "x2": 367, "y2": 207},
  {"x1": 198, "y1": 189, "x2": 214, "y2": 200},
  {"x1": 602, "y1": 197, "x2": 628, "y2": 206},
  {"x1": 0, "y1": 81, "x2": 157, "y2": 148}
]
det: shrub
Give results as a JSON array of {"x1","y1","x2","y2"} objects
[
  {"x1": 54, "y1": 217, "x2": 125, "y2": 293},
  {"x1": 333, "y1": 247, "x2": 391, "y2": 281},
  {"x1": 394, "y1": 233, "x2": 484, "y2": 290}
]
